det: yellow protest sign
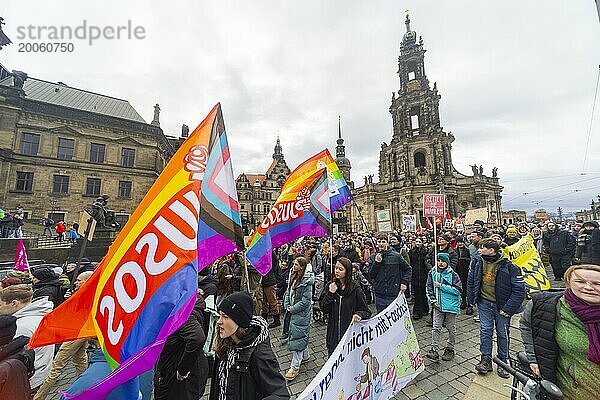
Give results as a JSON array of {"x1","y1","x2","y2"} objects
[{"x1": 502, "y1": 234, "x2": 550, "y2": 295}]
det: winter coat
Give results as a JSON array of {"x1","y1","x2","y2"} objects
[
  {"x1": 466, "y1": 256, "x2": 526, "y2": 316},
  {"x1": 0, "y1": 336, "x2": 34, "y2": 400},
  {"x1": 542, "y1": 229, "x2": 576, "y2": 257},
  {"x1": 155, "y1": 296, "x2": 208, "y2": 400},
  {"x1": 13, "y1": 298, "x2": 54, "y2": 389},
  {"x1": 62, "y1": 349, "x2": 153, "y2": 400},
  {"x1": 284, "y1": 270, "x2": 314, "y2": 352},
  {"x1": 369, "y1": 249, "x2": 412, "y2": 299},
  {"x1": 425, "y1": 267, "x2": 462, "y2": 314},
  {"x1": 0, "y1": 359, "x2": 30, "y2": 400},
  {"x1": 409, "y1": 246, "x2": 430, "y2": 288},
  {"x1": 32, "y1": 280, "x2": 66, "y2": 309},
  {"x1": 321, "y1": 283, "x2": 371, "y2": 352},
  {"x1": 209, "y1": 317, "x2": 290, "y2": 400},
  {"x1": 575, "y1": 228, "x2": 600, "y2": 265},
  {"x1": 519, "y1": 291, "x2": 563, "y2": 383},
  {"x1": 341, "y1": 247, "x2": 360, "y2": 264}
]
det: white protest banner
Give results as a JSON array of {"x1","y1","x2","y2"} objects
[
  {"x1": 297, "y1": 294, "x2": 424, "y2": 400},
  {"x1": 464, "y1": 207, "x2": 488, "y2": 225},
  {"x1": 401, "y1": 214, "x2": 417, "y2": 232}
]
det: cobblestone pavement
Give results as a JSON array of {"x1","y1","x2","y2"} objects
[{"x1": 46, "y1": 299, "x2": 528, "y2": 400}]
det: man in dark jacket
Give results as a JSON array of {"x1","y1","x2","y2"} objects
[
  {"x1": 575, "y1": 220, "x2": 600, "y2": 265},
  {"x1": 155, "y1": 295, "x2": 208, "y2": 400},
  {"x1": 409, "y1": 238, "x2": 430, "y2": 319},
  {"x1": 542, "y1": 222, "x2": 575, "y2": 280},
  {"x1": 369, "y1": 233, "x2": 412, "y2": 313},
  {"x1": 261, "y1": 253, "x2": 281, "y2": 328},
  {"x1": 467, "y1": 238, "x2": 526, "y2": 378},
  {"x1": 454, "y1": 237, "x2": 471, "y2": 309},
  {"x1": 30, "y1": 266, "x2": 65, "y2": 309}
]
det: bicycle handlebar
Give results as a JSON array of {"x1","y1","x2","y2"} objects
[{"x1": 492, "y1": 357, "x2": 530, "y2": 385}]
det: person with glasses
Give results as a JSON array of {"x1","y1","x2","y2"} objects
[
  {"x1": 369, "y1": 233, "x2": 412, "y2": 313},
  {"x1": 520, "y1": 264, "x2": 600, "y2": 399}
]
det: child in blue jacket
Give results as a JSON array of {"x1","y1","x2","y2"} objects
[{"x1": 425, "y1": 253, "x2": 462, "y2": 362}]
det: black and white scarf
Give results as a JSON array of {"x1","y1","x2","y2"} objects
[{"x1": 217, "y1": 316, "x2": 269, "y2": 400}]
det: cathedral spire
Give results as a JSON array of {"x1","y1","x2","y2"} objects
[
  {"x1": 338, "y1": 115, "x2": 342, "y2": 140},
  {"x1": 273, "y1": 136, "x2": 284, "y2": 162}
]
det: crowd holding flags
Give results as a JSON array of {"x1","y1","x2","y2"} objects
[{"x1": 26, "y1": 104, "x2": 353, "y2": 398}]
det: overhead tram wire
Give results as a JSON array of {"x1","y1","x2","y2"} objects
[
  {"x1": 502, "y1": 175, "x2": 600, "y2": 204},
  {"x1": 582, "y1": 64, "x2": 600, "y2": 172},
  {"x1": 500, "y1": 172, "x2": 600, "y2": 184},
  {"x1": 530, "y1": 183, "x2": 600, "y2": 204}
]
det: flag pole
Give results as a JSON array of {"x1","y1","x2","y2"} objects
[
  {"x1": 329, "y1": 237, "x2": 334, "y2": 283},
  {"x1": 243, "y1": 254, "x2": 251, "y2": 293}
]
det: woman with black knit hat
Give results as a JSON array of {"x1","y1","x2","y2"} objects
[{"x1": 209, "y1": 292, "x2": 289, "y2": 400}]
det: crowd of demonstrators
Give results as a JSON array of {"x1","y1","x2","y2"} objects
[
  {"x1": 0, "y1": 206, "x2": 25, "y2": 238},
  {"x1": 2, "y1": 215, "x2": 600, "y2": 399}
]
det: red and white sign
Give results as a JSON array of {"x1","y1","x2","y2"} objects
[{"x1": 423, "y1": 194, "x2": 445, "y2": 217}]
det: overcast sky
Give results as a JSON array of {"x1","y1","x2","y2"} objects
[{"x1": 2, "y1": 1, "x2": 599, "y2": 215}]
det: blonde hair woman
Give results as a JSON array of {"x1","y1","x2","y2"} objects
[{"x1": 520, "y1": 264, "x2": 600, "y2": 399}]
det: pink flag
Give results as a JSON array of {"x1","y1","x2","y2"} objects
[{"x1": 13, "y1": 239, "x2": 29, "y2": 272}]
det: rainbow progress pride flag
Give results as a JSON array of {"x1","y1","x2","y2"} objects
[
  {"x1": 281, "y1": 148, "x2": 352, "y2": 213},
  {"x1": 246, "y1": 169, "x2": 332, "y2": 275},
  {"x1": 29, "y1": 103, "x2": 243, "y2": 399}
]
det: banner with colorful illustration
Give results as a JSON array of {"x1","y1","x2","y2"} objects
[
  {"x1": 246, "y1": 169, "x2": 331, "y2": 275},
  {"x1": 29, "y1": 103, "x2": 244, "y2": 399},
  {"x1": 297, "y1": 294, "x2": 424, "y2": 400},
  {"x1": 502, "y1": 234, "x2": 550, "y2": 295}
]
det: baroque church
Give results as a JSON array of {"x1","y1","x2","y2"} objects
[{"x1": 350, "y1": 16, "x2": 503, "y2": 232}]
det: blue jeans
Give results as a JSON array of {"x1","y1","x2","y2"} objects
[
  {"x1": 291, "y1": 348, "x2": 309, "y2": 369},
  {"x1": 478, "y1": 298, "x2": 511, "y2": 360},
  {"x1": 375, "y1": 296, "x2": 394, "y2": 314}
]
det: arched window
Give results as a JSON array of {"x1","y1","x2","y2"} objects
[{"x1": 414, "y1": 151, "x2": 426, "y2": 168}]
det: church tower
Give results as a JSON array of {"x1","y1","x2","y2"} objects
[
  {"x1": 335, "y1": 116, "x2": 351, "y2": 185},
  {"x1": 273, "y1": 136, "x2": 284, "y2": 162},
  {"x1": 379, "y1": 14, "x2": 455, "y2": 191}
]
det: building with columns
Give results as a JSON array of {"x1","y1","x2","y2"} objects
[{"x1": 350, "y1": 16, "x2": 503, "y2": 232}]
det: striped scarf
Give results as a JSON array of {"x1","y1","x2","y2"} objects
[{"x1": 217, "y1": 316, "x2": 269, "y2": 400}]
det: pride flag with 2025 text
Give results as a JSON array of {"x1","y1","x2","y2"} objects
[
  {"x1": 29, "y1": 103, "x2": 243, "y2": 399},
  {"x1": 246, "y1": 169, "x2": 332, "y2": 275},
  {"x1": 281, "y1": 148, "x2": 353, "y2": 213}
]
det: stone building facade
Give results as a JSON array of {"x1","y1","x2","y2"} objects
[
  {"x1": 235, "y1": 138, "x2": 291, "y2": 235},
  {"x1": 576, "y1": 196, "x2": 600, "y2": 222},
  {"x1": 0, "y1": 65, "x2": 175, "y2": 227},
  {"x1": 502, "y1": 210, "x2": 527, "y2": 225},
  {"x1": 351, "y1": 16, "x2": 503, "y2": 232}
]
